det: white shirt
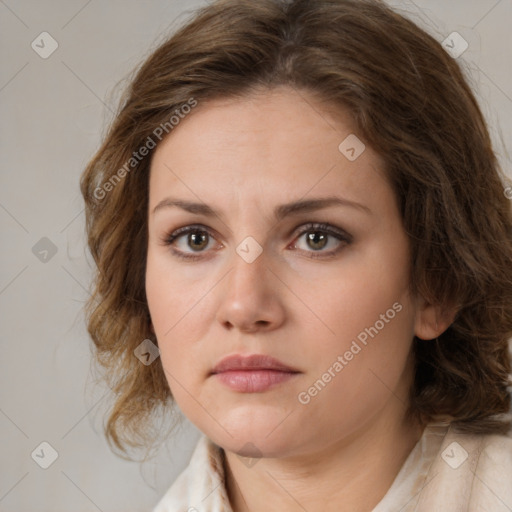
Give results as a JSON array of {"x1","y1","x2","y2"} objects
[{"x1": 153, "y1": 421, "x2": 512, "y2": 511}]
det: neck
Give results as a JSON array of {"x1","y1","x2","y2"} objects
[{"x1": 223, "y1": 408, "x2": 425, "y2": 512}]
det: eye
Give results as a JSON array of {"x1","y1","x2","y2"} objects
[
  {"x1": 161, "y1": 224, "x2": 220, "y2": 261},
  {"x1": 291, "y1": 222, "x2": 352, "y2": 259},
  {"x1": 160, "y1": 222, "x2": 352, "y2": 261}
]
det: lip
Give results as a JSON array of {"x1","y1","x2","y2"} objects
[
  {"x1": 211, "y1": 354, "x2": 301, "y2": 393},
  {"x1": 211, "y1": 354, "x2": 299, "y2": 373}
]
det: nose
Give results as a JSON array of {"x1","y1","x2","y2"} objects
[{"x1": 215, "y1": 246, "x2": 286, "y2": 334}]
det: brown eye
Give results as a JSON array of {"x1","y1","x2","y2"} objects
[
  {"x1": 162, "y1": 222, "x2": 352, "y2": 261},
  {"x1": 186, "y1": 231, "x2": 209, "y2": 251},
  {"x1": 292, "y1": 223, "x2": 352, "y2": 259},
  {"x1": 162, "y1": 225, "x2": 217, "y2": 260},
  {"x1": 305, "y1": 231, "x2": 329, "y2": 251}
]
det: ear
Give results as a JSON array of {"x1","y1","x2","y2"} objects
[{"x1": 414, "y1": 295, "x2": 459, "y2": 340}]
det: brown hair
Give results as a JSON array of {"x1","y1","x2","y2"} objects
[{"x1": 80, "y1": 0, "x2": 512, "y2": 459}]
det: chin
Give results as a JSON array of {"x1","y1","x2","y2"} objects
[
  {"x1": 201, "y1": 409, "x2": 301, "y2": 458},
  {"x1": 219, "y1": 433, "x2": 295, "y2": 459}
]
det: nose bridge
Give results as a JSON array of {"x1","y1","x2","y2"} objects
[
  {"x1": 216, "y1": 240, "x2": 284, "y2": 332},
  {"x1": 228, "y1": 238, "x2": 269, "y2": 298}
]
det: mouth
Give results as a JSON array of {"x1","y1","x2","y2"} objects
[{"x1": 210, "y1": 354, "x2": 301, "y2": 393}]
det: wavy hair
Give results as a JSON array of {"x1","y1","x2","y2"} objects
[{"x1": 80, "y1": 0, "x2": 512, "y2": 458}]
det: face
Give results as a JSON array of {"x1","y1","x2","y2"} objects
[{"x1": 146, "y1": 86, "x2": 425, "y2": 459}]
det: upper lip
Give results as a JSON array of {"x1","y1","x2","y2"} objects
[{"x1": 211, "y1": 354, "x2": 300, "y2": 374}]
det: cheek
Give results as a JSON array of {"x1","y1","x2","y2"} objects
[
  {"x1": 295, "y1": 297, "x2": 415, "y2": 440},
  {"x1": 146, "y1": 254, "x2": 183, "y2": 360},
  {"x1": 313, "y1": 289, "x2": 415, "y2": 408},
  {"x1": 293, "y1": 240, "x2": 415, "y2": 397},
  {"x1": 296, "y1": 257, "x2": 410, "y2": 353},
  {"x1": 146, "y1": 249, "x2": 197, "y2": 331},
  {"x1": 145, "y1": 252, "x2": 213, "y2": 383},
  {"x1": 146, "y1": 258, "x2": 174, "y2": 337}
]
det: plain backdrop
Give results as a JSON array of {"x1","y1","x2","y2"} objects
[{"x1": 1, "y1": 1, "x2": 511, "y2": 511}]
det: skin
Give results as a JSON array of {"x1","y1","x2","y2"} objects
[{"x1": 145, "y1": 86, "x2": 452, "y2": 512}]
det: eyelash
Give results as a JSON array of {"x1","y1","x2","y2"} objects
[{"x1": 161, "y1": 222, "x2": 353, "y2": 261}]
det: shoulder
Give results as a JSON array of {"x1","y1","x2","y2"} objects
[
  {"x1": 152, "y1": 435, "x2": 232, "y2": 512},
  {"x1": 471, "y1": 428, "x2": 512, "y2": 509},
  {"x1": 415, "y1": 423, "x2": 512, "y2": 512}
]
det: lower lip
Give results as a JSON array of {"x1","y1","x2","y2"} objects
[{"x1": 213, "y1": 370, "x2": 299, "y2": 392}]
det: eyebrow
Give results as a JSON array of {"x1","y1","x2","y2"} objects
[{"x1": 152, "y1": 196, "x2": 372, "y2": 219}]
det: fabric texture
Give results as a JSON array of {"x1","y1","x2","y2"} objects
[{"x1": 153, "y1": 421, "x2": 512, "y2": 512}]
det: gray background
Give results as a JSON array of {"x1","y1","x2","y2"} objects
[{"x1": 1, "y1": 1, "x2": 511, "y2": 511}]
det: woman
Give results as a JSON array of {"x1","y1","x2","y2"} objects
[{"x1": 80, "y1": 0, "x2": 512, "y2": 510}]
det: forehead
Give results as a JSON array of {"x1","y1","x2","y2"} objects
[
  {"x1": 153, "y1": 87, "x2": 361, "y2": 161},
  {"x1": 148, "y1": 87, "x2": 390, "y2": 212}
]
